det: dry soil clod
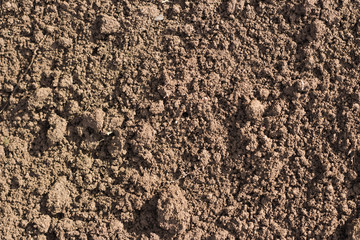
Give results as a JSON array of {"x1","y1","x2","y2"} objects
[
  {"x1": 47, "y1": 113, "x2": 67, "y2": 145},
  {"x1": 81, "y1": 108, "x2": 106, "y2": 133},
  {"x1": 157, "y1": 185, "x2": 190, "y2": 235},
  {"x1": 98, "y1": 14, "x2": 120, "y2": 35},
  {"x1": 310, "y1": 20, "x2": 327, "y2": 40},
  {"x1": 46, "y1": 177, "x2": 72, "y2": 215},
  {"x1": 246, "y1": 99, "x2": 265, "y2": 120}
]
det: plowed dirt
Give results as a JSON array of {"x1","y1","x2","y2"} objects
[{"x1": 1, "y1": 0, "x2": 360, "y2": 239}]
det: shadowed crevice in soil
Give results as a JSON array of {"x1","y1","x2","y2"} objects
[{"x1": 121, "y1": 194, "x2": 161, "y2": 237}]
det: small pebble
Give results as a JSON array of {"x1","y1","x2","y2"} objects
[{"x1": 154, "y1": 14, "x2": 164, "y2": 21}]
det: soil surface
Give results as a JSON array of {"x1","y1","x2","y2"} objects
[{"x1": 1, "y1": 0, "x2": 360, "y2": 239}]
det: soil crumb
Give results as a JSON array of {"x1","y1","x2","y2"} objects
[
  {"x1": 98, "y1": 14, "x2": 120, "y2": 35},
  {"x1": 157, "y1": 185, "x2": 190, "y2": 236},
  {"x1": 246, "y1": 99, "x2": 265, "y2": 120},
  {"x1": 46, "y1": 177, "x2": 72, "y2": 215}
]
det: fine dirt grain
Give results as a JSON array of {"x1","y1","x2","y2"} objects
[{"x1": 1, "y1": 0, "x2": 360, "y2": 239}]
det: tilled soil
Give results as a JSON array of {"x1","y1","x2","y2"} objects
[{"x1": 1, "y1": 0, "x2": 360, "y2": 239}]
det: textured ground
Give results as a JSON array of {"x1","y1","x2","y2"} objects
[{"x1": 1, "y1": 0, "x2": 360, "y2": 239}]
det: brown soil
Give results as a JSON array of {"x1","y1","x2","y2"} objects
[{"x1": 1, "y1": 0, "x2": 360, "y2": 239}]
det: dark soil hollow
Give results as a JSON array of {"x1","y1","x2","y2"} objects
[{"x1": 1, "y1": 0, "x2": 360, "y2": 239}]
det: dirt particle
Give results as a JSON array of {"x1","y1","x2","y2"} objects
[
  {"x1": 28, "y1": 87, "x2": 53, "y2": 109},
  {"x1": 46, "y1": 177, "x2": 72, "y2": 215},
  {"x1": 3, "y1": 83, "x2": 14, "y2": 92},
  {"x1": 82, "y1": 108, "x2": 105, "y2": 133},
  {"x1": 33, "y1": 215, "x2": 51, "y2": 233},
  {"x1": 47, "y1": 113, "x2": 67, "y2": 145},
  {"x1": 347, "y1": 218, "x2": 360, "y2": 239},
  {"x1": 108, "y1": 129, "x2": 127, "y2": 158},
  {"x1": 157, "y1": 185, "x2": 190, "y2": 235},
  {"x1": 67, "y1": 100, "x2": 80, "y2": 115},
  {"x1": 108, "y1": 116, "x2": 124, "y2": 130},
  {"x1": 2, "y1": 1, "x2": 17, "y2": 12},
  {"x1": 7, "y1": 137, "x2": 30, "y2": 160},
  {"x1": 310, "y1": 20, "x2": 327, "y2": 40},
  {"x1": 171, "y1": 4, "x2": 181, "y2": 15},
  {"x1": 76, "y1": 154, "x2": 93, "y2": 170},
  {"x1": 340, "y1": 203, "x2": 352, "y2": 215},
  {"x1": 199, "y1": 149, "x2": 211, "y2": 165},
  {"x1": 0, "y1": 177, "x2": 9, "y2": 200},
  {"x1": 140, "y1": 4, "x2": 161, "y2": 18},
  {"x1": 32, "y1": 29, "x2": 44, "y2": 43},
  {"x1": 109, "y1": 219, "x2": 124, "y2": 232},
  {"x1": 210, "y1": 229, "x2": 231, "y2": 240},
  {"x1": 0, "y1": 145, "x2": 5, "y2": 159},
  {"x1": 302, "y1": 0, "x2": 317, "y2": 14},
  {"x1": 154, "y1": 14, "x2": 164, "y2": 21},
  {"x1": 56, "y1": 37, "x2": 72, "y2": 48},
  {"x1": 353, "y1": 103, "x2": 360, "y2": 111},
  {"x1": 183, "y1": 24, "x2": 195, "y2": 36},
  {"x1": 269, "y1": 103, "x2": 282, "y2": 116},
  {"x1": 136, "y1": 123, "x2": 155, "y2": 146},
  {"x1": 259, "y1": 88, "x2": 270, "y2": 100},
  {"x1": 245, "y1": 134, "x2": 258, "y2": 152},
  {"x1": 45, "y1": 25, "x2": 56, "y2": 34},
  {"x1": 53, "y1": 218, "x2": 76, "y2": 239},
  {"x1": 246, "y1": 99, "x2": 265, "y2": 120},
  {"x1": 149, "y1": 101, "x2": 164, "y2": 114},
  {"x1": 244, "y1": 5, "x2": 256, "y2": 19},
  {"x1": 59, "y1": 2, "x2": 69, "y2": 10},
  {"x1": 295, "y1": 79, "x2": 311, "y2": 92},
  {"x1": 226, "y1": 0, "x2": 237, "y2": 14},
  {"x1": 98, "y1": 14, "x2": 120, "y2": 35},
  {"x1": 59, "y1": 74, "x2": 73, "y2": 88}
]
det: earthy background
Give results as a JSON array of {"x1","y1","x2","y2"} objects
[{"x1": 1, "y1": 0, "x2": 360, "y2": 239}]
